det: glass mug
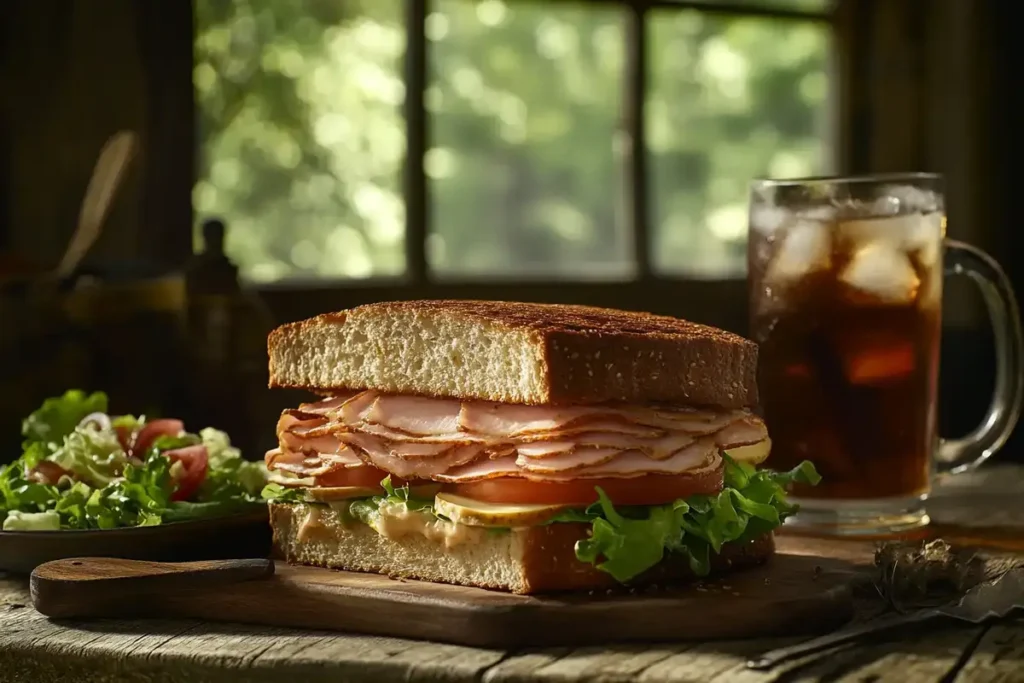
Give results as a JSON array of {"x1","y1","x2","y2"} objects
[{"x1": 747, "y1": 173, "x2": 1024, "y2": 535}]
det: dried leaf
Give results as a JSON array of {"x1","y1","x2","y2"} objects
[{"x1": 873, "y1": 539, "x2": 997, "y2": 612}]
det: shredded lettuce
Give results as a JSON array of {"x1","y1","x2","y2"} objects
[
  {"x1": 50, "y1": 424, "x2": 130, "y2": 487},
  {"x1": 347, "y1": 476, "x2": 441, "y2": 525},
  {"x1": 0, "y1": 391, "x2": 268, "y2": 531}
]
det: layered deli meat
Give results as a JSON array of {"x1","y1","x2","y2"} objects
[{"x1": 265, "y1": 390, "x2": 769, "y2": 489}]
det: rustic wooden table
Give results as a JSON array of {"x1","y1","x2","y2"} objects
[{"x1": 2, "y1": 465, "x2": 1023, "y2": 683}]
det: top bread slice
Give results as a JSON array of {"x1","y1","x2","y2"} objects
[{"x1": 268, "y1": 300, "x2": 758, "y2": 409}]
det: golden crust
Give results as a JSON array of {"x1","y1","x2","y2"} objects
[{"x1": 267, "y1": 300, "x2": 759, "y2": 409}]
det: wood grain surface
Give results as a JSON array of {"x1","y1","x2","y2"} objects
[{"x1": 28, "y1": 546, "x2": 857, "y2": 648}]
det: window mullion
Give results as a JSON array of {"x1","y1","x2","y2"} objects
[
  {"x1": 404, "y1": 0, "x2": 429, "y2": 283},
  {"x1": 625, "y1": 2, "x2": 651, "y2": 279}
]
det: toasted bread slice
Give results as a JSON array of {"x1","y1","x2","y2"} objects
[
  {"x1": 269, "y1": 502, "x2": 774, "y2": 594},
  {"x1": 268, "y1": 300, "x2": 758, "y2": 409}
]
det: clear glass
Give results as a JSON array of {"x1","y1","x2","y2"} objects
[
  {"x1": 427, "y1": 0, "x2": 629, "y2": 279},
  {"x1": 649, "y1": 10, "x2": 832, "y2": 277},
  {"x1": 748, "y1": 173, "x2": 1024, "y2": 535},
  {"x1": 193, "y1": 0, "x2": 406, "y2": 282}
]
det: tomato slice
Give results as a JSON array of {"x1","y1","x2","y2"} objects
[
  {"x1": 132, "y1": 419, "x2": 186, "y2": 459},
  {"x1": 27, "y1": 461, "x2": 73, "y2": 486},
  {"x1": 164, "y1": 444, "x2": 209, "y2": 502},
  {"x1": 444, "y1": 468, "x2": 723, "y2": 507},
  {"x1": 314, "y1": 466, "x2": 405, "y2": 489},
  {"x1": 114, "y1": 425, "x2": 135, "y2": 455}
]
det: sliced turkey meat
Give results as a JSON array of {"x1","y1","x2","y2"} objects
[
  {"x1": 267, "y1": 389, "x2": 768, "y2": 484},
  {"x1": 515, "y1": 446, "x2": 620, "y2": 473},
  {"x1": 547, "y1": 439, "x2": 719, "y2": 480},
  {"x1": 336, "y1": 431, "x2": 484, "y2": 479},
  {"x1": 515, "y1": 430, "x2": 696, "y2": 460},
  {"x1": 265, "y1": 445, "x2": 363, "y2": 476},
  {"x1": 279, "y1": 430, "x2": 345, "y2": 456},
  {"x1": 364, "y1": 394, "x2": 464, "y2": 436},
  {"x1": 459, "y1": 400, "x2": 739, "y2": 438},
  {"x1": 340, "y1": 390, "x2": 380, "y2": 424},
  {"x1": 434, "y1": 456, "x2": 522, "y2": 483},
  {"x1": 298, "y1": 394, "x2": 357, "y2": 415},
  {"x1": 357, "y1": 420, "x2": 484, "y2": 444}
]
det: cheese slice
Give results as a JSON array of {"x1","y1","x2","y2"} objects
[
  {"x1": 724, "y1": 438, "x2": 772, "y2": 465},
  {"x1": 434, "y1": 492, "x2": 567, "y2": 527}
]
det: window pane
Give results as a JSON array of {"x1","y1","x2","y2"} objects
[
  {"x1": 648, "y1": 10, "x2": 831, "y2": 277},
  {"x1": 428, "y1": 1, "x2": 630, "y2": 279},
  {"x1": 194, "y1": 0, "x2": 406, "y2": 282}
]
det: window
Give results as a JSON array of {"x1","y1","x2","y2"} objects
[{"x1": 193, "y1": 0, "x2": 832, "y2": 295}]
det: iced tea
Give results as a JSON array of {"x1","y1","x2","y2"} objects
[{"x1": 749, "y1": 183, "x2": 944, "y2": 501}]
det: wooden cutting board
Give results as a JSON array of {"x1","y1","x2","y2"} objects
[{"x1": 31, "y1": 537, "x2": 864, "y2": 648}]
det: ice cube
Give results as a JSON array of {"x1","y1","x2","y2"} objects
[
  {"x1": 765, "y1": 221, "x2": 831, "y2": 287},
  {"x1": 799, "y1": 205, "x2": 838, "y2": 223},
  {"x1": 839, "y1": 212, "x2": 942, "y2": 267},
  {"x1": 749, "y1": 204, "x2": 790, "y2": 237},
  {"x1": 839, "y1": 242, "x2": 920, "y2": 305},
  {"x1": 840, "y1": 214, "x2": 910, "y2": 250},
  {"x1": 904, "y1": 211, "x2": 943, "y2": 268},
  {"x1": 881, "y1": 184, "x2": 941, "y2": 214},
  {"x1": 863, "y1": 195, "x2": 902, "y2": 218}
]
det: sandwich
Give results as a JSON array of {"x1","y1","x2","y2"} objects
[{"x1": 261, "y1": 300, "x2": 819, "y2": 594}]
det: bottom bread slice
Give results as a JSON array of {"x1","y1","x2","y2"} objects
[{"x1": 270, "y1": 502, "x2": 775, "y2": 594}]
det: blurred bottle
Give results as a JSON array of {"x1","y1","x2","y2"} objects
[{"x1": 184, "y1": 218, "x2": 276, "y2": 460}]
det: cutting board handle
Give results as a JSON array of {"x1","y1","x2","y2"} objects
[{"x1": 30, "y1": 557, "x2": 274, "y2": 619}]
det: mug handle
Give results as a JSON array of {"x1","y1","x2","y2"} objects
[{"x1": 936, "y1": 239, "x2": 1024, "y2": 475}]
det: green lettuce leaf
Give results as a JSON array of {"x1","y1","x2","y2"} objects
[
  {"x1": 21, "y1": 390, "x2": 108, "y2": 450},
  {"x1": 261, "y1": 483, "x2": 305, "y2": 503},
  {"x1": 379, "y1": 476, "x2": 434, "y2": 512},
  {"x1": 198, "y1": 428, "x2": 267, "y2": 500},
  {"x1": 73, "y1": 452, "x2": 176, "y2": 529},
  {"x1": 575, "y1": 490, "x2": 691, "y2": 582},
  {"x1": 0, "y1": 459, "x2": 60, "y2": 527},
  {"x1": 567, "y1": 458, "x2": 821, "y2": 583},
  {"x1": 149, "y1": 433, "x2": 202, "y2": 455}
]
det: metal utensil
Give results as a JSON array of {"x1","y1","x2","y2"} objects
[
  {"x1": 54, "y1": 130, "x2": 138, "y2": 280},
  {"x1": 747, "y1": 567, "x2": 1024, "y2": 670}
]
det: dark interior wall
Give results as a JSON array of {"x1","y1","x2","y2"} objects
[
  {"x1": 1, "y1": 0, "x2": 145, "y2": 266},
  {"x1": 0, "y1": 0, "x2": 191, "y2": 271}
]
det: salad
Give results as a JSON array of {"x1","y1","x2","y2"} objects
[{"x1": 0, "y1": 390, "x2": 268, "y2": 531}]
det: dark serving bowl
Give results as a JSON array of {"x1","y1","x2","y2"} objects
[{"x1": 0, "y1": 508, "x2": 271, "y2": 574}]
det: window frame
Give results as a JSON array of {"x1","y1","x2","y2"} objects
[{"x1": 188, "y1": 0, "x2": 835, "y2": 333}]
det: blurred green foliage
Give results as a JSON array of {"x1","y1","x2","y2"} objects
[{"x1": 194, "y1": 0, "x2": 829, "y2": 282}]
